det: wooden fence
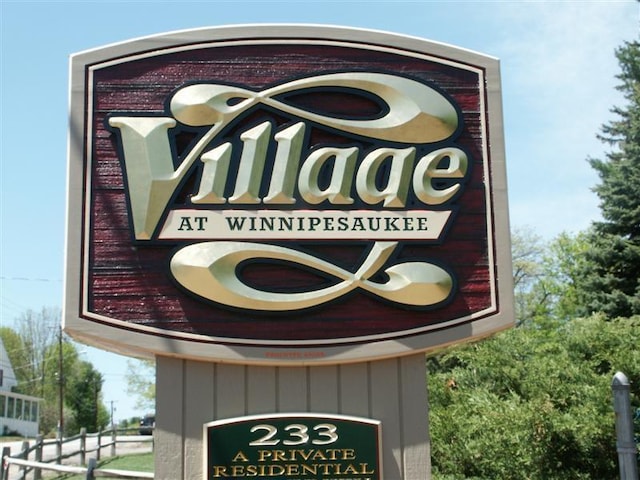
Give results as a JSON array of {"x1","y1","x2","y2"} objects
[{"x1": 0, "y1": 427, "x2": 153, "y2": 480}]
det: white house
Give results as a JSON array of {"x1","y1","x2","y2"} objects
[{"x1": 0, "y1": 338, "x2": 41, "y2": 437}]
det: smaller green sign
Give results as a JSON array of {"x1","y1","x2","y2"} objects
[{"x1": 204, "y1": 413, "x2": 382, "y2": 480}]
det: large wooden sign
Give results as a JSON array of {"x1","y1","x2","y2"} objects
[{"x1": 64, "y1": 25, "x2": 512, "y2": 364}]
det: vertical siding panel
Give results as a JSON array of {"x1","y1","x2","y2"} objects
[
  {"x1": 309, "y1": 365, "x2": 339, "y2": 412},
  {"x1": 214, "y1": 364, "x2": 246, "y2": 418},
  {"x1": 338, "y1": 362, "x2": 370, "y2": 416},
  {"x1": 370, "y1": 358, "x2": 403, "y2": 479},
  {"x1": 183, "y1": 360, "x2": 215, "y2": 480},
  {"x1": 277, "y1": 366, "x2": 308, "y2": 411},
  {"x1": 155, "y1": 356, "x2": 185, "y2": 480},
  {"x1": 400, "y1": 354, "x2": 430, "y2": 478},
  {"x1": 247, "y1": 365, "x2": 277, "y2": 414}
]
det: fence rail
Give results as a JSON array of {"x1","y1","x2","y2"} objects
[{"x1": 1, "y1": 427, "x2": 153, "y2": 480}]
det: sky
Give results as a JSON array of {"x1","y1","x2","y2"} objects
[{"x1": 1, "y1": 0, "x2": 638, "y2": 424}]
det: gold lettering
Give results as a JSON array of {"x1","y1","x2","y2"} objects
[
  {"x1": 344, "y1": 463, "x2": 359, "y2": 474},
  {"x1": 229, "y1": 122, "x2": 272, "y2": 204},
  {"x1": 245, "y1": 464, "x2": 258, "y2": 476},
  {"x1": 230, "y1": 465, "x2": 245, "y2": 476},
  {"x1": 264, "y1": 122, "x2": 306, "y2": 204},
  {"x1": 361, "y1": 462, "x2": 376, "y2": 474},
  {"x1": 268, "y1": 465, "x2": 286, "y2": 475},
  {"x1": 310, "y1": 450, "x2": 328, "y2": 461},
  {"x1": 257, "y1": 450, "x2": 271, "y2": 462},
  {"x1": 108, "y1": 116, "x2": 179, "y2": 240},
  {"x1": 413, "y1": 147, "x2": 468, "y2": 205},
  {"x1": 285, "y1": 464, "x2": 300, "y2": 475},
  {"x1": 272, "y1": 450, "x2": 287, "y2": 461},
  {"x1": 232, "y1": 451, "x2": 249, "y2": 462},
  {"x1": 191, "y1": 143, "x2": 231, "y2": 204},
  {"x1": 111, "y1": 74, "x2": 465, "y2": 244},
  {"x1": 343, "y1": 448, "x2": 356, "y2": 460},
  {"x1": 293, "y1": 449, "x2": 313, "y2": 461},
  {"x1": 211, "y1": 465, "x2": 228, "y2": 477},
  {"x1": 356, "y1": 147, "x2": 416, "y2": 207},
  {"x1": 298, "y1": 146, "x2": 358, "y2": 205},
  {"x1": 301, "y1": 463, "x2": 318, "y2": 475}
]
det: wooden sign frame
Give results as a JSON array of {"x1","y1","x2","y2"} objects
[{"x1": 64, "y1": 25, "x2": 512, "y2": 365}]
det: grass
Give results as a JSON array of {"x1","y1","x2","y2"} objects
[
  {"x1": 50, "y1": 452, "x2": 154, "y2": 479},
  {"x1": 96, "y1": 452, "x2": 154, "y2": 472}
]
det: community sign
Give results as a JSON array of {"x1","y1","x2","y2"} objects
[{"x1": 64, "y1": 25, "x2": 513, "y2": 364}]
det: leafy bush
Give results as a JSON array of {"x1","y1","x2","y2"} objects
[{"x1": 428, "y1": 315, "x2": 639, "y2": 479}]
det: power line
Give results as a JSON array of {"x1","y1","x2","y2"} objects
[{"x1": 0, "y1": 276, "x2": 62, "y2": 283}]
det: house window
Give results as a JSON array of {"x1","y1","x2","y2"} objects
[
  {"x1": 30, "y1": 401, "x2": 38, "y2": 422},
  {"x1": 15, "y1": 398, "x2": 23, "y2": 420},
  {"x1": 0, "y1": 395, "x2": 5, "y2": 417},
  {"x1": 7, "y1": 397, "x2": 14, "y2": 418}
]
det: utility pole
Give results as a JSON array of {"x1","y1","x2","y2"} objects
[
  {"x1": 94, "y1": 378, "x2": 99, "y2": 432},
  {"x1": 110, "y1": 400, "x2": 116, "y2": 429},
  {"x1": 57, "y1": 325, "x2": 64, "y2": 437}
]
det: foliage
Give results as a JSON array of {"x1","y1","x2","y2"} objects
[
  {"x1": 428, "y1": 315, "x2": 640, "y2": 480},
  {"x1": 1, "y1": 308, "x2": 59, "y2": 398},
  {"x1": 511, "y1": 228, "x2": 589, "y2": 325},
  {"x1": 65, "y1": 360, "x2": 110, "y2": 433},
  {"x1": 0, "y1": 308, "x2": 108, "y2": 435},
  {"x1": 575, "y1": 232, "x2": 640, "y2": 317},
  {"x1": 511, "y1": 226, "x2": 546, "y2": 325},
  {"x1": 580, "y1": 39, "x2": 640, "y2": 318},
  {"x1": 118, "y1": 416, "x2": 143, "y2": 430},
  {"x1": 125, "y1": 359, "x2": 155, "y2": 412}
]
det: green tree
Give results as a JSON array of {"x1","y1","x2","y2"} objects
[
  {"x1": 66, "y1": 361, "x2": 109, "y2": 433},
  {"x1": 0, "y1": 327, "x2": 30, "y2": 388},
  {"x1": 539, "y1": 231, "x2": 590, "y2": 322},
  {"x1": 0, "y1": 308, "x2": 59, "y2": 398},
  {"x1": 511, "y1": 228, "x2": 589, "y2": 325},
  {"x1": 125, "y1": 359, "x2": 155, "y2": 413},
  {"x1": 581, "y1": 39, "x2": 640, "y2": 318},
  {"x1": 0, "y1": 308, "x2": 108, "y2": 435},
  {"x1": 511, "y1": 226, "x2": 546, "y2": 325},
  {"x1": 40, "y1": 337, "x2": 87, "y2": 434}
]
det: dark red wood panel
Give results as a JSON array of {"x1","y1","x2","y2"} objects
[{"x1": 83, "y1": 42, "x2": 495, "y2": 343}]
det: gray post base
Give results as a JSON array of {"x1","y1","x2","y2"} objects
[{"x1": 154, "y1": 354, "x2": 431, "y2": 479}]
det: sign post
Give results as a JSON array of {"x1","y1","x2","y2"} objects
[{"x1": 65, "y1": 25, "x2": 512, "y2": 479}]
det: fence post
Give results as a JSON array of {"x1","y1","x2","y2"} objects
[
  {"x1": 34, "y1": 434, "x2": 44, "y2": 480},
  {"x1": 1, "y1": 446, "x2": 10, "y2": 480},
  {"x1": 110, "y1": 427, "x2": 116, "y2": 457},
  {"x1": 96, "y1": 429, "x2": 101, "y2": 461},
  {"x1": 56, "y1": 428, "x2": 62, "y2": 465},
  {"x1": 19, "y1": 441, "x2": 29, "y2": 480},
  {"x1": 612, "y1": 372, "x2": 639, "y2": 480},
  {"x1": 80, "y1": 427, "x2": 87, "y2": 465},
  {"x1": 86, "y1": 457, "x2": 97, "y2": 480}
]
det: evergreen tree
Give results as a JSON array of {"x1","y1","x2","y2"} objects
[{"x1": 581, "y1": 39, "x2": 640, "y2": 318}]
